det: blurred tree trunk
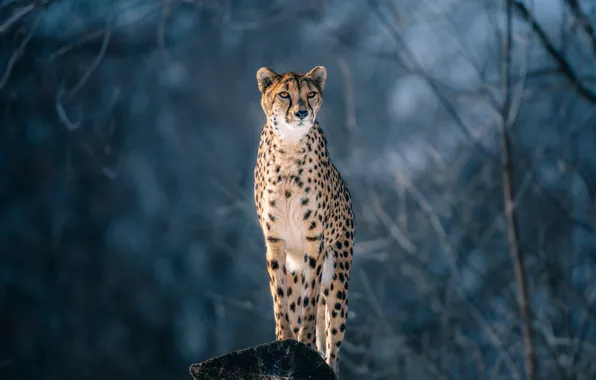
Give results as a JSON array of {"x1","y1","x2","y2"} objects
[{"x1": 501, "y1": 1, "x2": 537, "y2": 379}]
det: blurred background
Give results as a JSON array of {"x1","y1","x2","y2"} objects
[{"x1": 1, "y1": 0, "x2": 596, "y2": 379}]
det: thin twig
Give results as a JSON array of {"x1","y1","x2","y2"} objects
[
  {"x1": 157, "y1": 0, "x2": 173, "y2": 52},
  {"x1": 0, "y1": 11, "x2": 41, "y2": 90},
  {"x1": 336, "y1": 58, "x2": 358, "y2": 135},
  {"x1": 502, "y1": 1, "x2": 537, "y2": 379},
  {"x1": 370, "y1": 0, "x2": 498, "y2": 162},
  {"x1": 68, "y1": 23, "x2": 112, "y2": 97},
  {"x1": 565, "y1": 0, "x2": 596, "y2": 56},
  {"x1": 49, "y1": 29, "x2": 104, "y2": 60},
  {"x1": 55, "y1": 88, "x2": 82, "y2": 131},
  {"x1": 0, "y1": 3, "x2": 35, "y2": 35},
  {"x1": 513, "y1": 0, "x2": 596, "y2": 105},
  {"x1": 369, "y1": 189, "x2": 417, "y2": 254}
]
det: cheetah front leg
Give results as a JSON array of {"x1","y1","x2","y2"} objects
[
  {"x1": 324, "y1": 239, "x2": 353, "y2": 376},
  {"x1": 297, "y1": 239, "x2": 324, "y2": 350},
  {"x1": 266, "y1": 240, "x2": 292, "y2": 340},
  {"x1": 316, "y1": 293, "x2": 327, "y2": 356}
]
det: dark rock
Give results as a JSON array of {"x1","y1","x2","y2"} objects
[{"x1": 189, "y1": 339, "x2": 337, "y2": 380}]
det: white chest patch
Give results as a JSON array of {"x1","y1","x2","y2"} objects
[
  {"x1": 321, "y1": 255, "x2": 335, "y2": 285},
  {"x1": 272, "y1": 119, "x2": 312, "y2": 144},
  {"x1": 264, "y1": 189, "x2": 306, "y2": 273},
  {"x1": 263, "y1": 187, "x2": 335, "y2": 282}
]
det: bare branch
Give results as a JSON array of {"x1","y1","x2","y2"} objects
[
  {"x1": 0, "y1": 3, "x2": 35, "y2": 35},
  {"x1": 502, "y1": 2, "x2": 537, "y2": 379},
  {"x1": 157, "y1": 0, "x2": 173, "y2": 52},
  {"x1": 513, "y1": 0, "x2": 596, "y2": 105},
  {"x1": 68, "y1": 23, "x2": 112, "y2": 97},
  {"x1": 336, "y1": 58, "x2": 358, "y2": 136},
  {"x1": 368, "y1": 188, "x2": 417, "y2": 255},
  {"x1": 391, "y1": 172, "x2": 522, "y2": 380},
  {"x1": 523, "y1": 67, "x2": 596, "y2": 84},
  {"x1": 0, "y1": 10, "x2": 41, "y2": 90},
  {"x1": 49, "y1": 29, "x2": 105, "y2": 61},
  {"x1": 55, "y1": 89, "x2": 82, "y2": 131},
  {"x1": 530, "y1": 171, "x2": 594, "y2": 233},
  {"x1": 370, "y1": 0, "x2": 498, "y2": 162},
  {"x1": 565, "y1": 0, "x2": 596, "y2": 56}
]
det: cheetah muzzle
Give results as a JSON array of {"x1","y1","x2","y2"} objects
[{"x1": 253, "y1": 65, "x2": 355, "y2": 376}]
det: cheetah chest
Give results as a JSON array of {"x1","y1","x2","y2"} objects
[
  {"x1": 264, "y1": 187, "x2": 316, "y2": 248},
  {"x1": 263, "y1": 173, "x2": 320, "y2": 271}
]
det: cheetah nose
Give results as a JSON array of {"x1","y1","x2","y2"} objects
[{"x1": 295, "y1": 110, "x2": 308, "y2": 120}]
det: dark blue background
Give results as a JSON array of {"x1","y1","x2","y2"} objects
[{"x1": 1, "y1": 1, "x2": 596, "y2": 379}]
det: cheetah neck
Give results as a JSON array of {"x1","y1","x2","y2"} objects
[
  {"x1": 269, "y1": 119, "x2": 313, "y2": 145},
  {"x1": 263, "y1": 122, "x2": 331, "y2": 171}
]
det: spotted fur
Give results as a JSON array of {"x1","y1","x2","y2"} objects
[{"x1": 253, "y1": 66, "x2": 354, "y2": 376}]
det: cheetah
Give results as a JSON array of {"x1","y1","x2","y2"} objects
[{"x1": 253, "y1": 65, "x2": 354, "y2": 375}]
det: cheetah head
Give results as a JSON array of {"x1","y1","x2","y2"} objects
[{"x1": 256, "y1": 66, "x2": 327, "y2": 143}]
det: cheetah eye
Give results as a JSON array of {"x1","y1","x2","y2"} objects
[
  {"x1": 279, "y1": 92, "x2": 289, "y2": 98},
  {"x1": 307, "y1": 91, "x2": 317, "y2": 98}
]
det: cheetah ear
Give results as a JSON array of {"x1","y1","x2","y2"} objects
[
  {"x1": 306, "y1": 66, "x2": 327, "y2": 90},
  {"x1": 256, "y1": 67, "x2": 279, "y2": 93}
]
